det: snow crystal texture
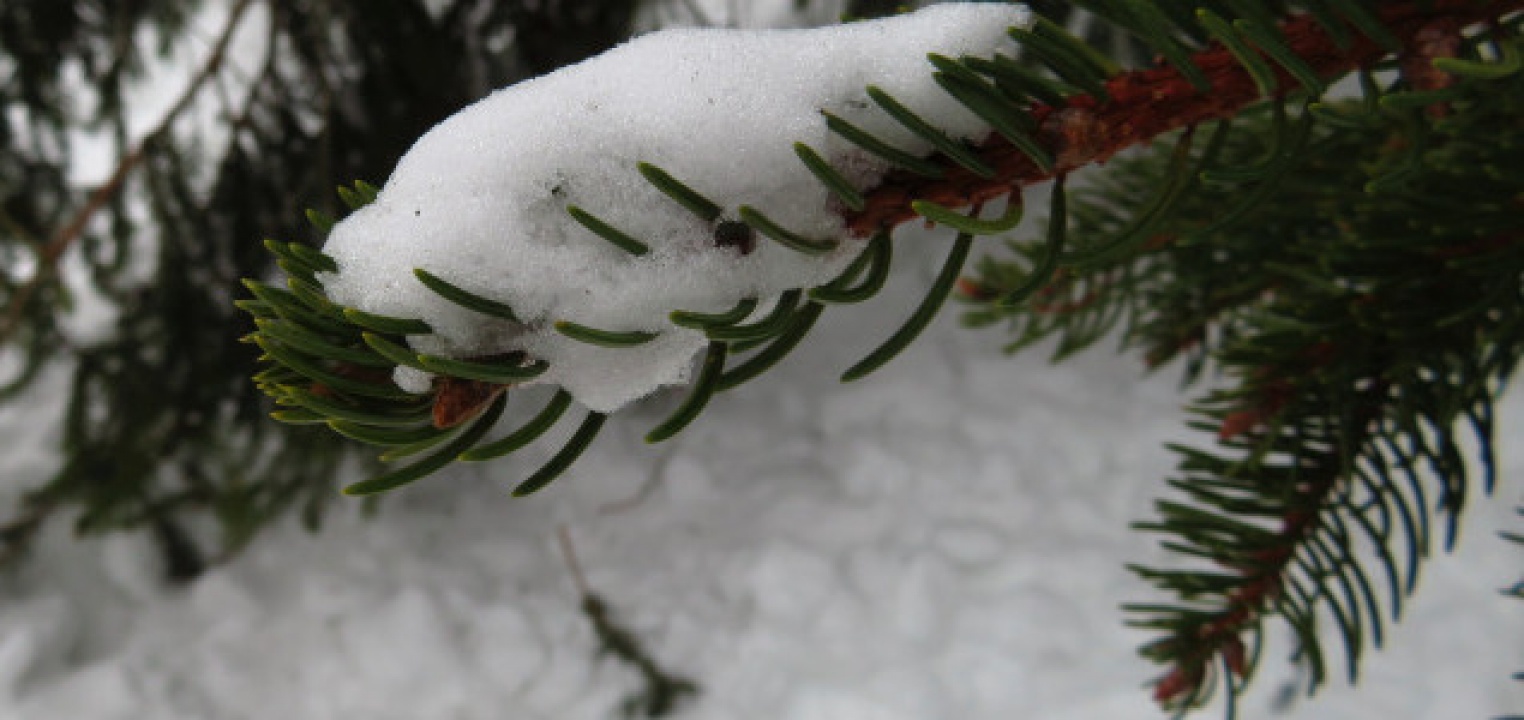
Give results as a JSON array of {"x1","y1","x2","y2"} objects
[{"x1": 318, "y1": 3, "x2": 1033, "y2": 412}]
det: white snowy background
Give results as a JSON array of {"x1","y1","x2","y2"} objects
[{"x1": 1, "y1": 1, "x2": 1521, "y2": 719}]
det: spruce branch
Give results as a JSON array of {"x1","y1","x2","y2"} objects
[
  {"x1": 0, "y1": 0, "x2": 258, "y2": 346},
  {"x1": 235, "y1": 4, "x2": 1524, "y2": 712},
  {"x1": 956, "y1": 5, "x2": 1524, "y2": 710},
  {"x1": 847, "y1": 0, "x2": 1524, "y2": 237},
  {"x1": 0, "y1": 0, "x2": 260, "y2": 568},
  {"x1": 243, "y1": 2, "x2": 1521, "y2": 511}
]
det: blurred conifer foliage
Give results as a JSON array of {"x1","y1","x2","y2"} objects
[{"x1": 0, "y1": 0, "x2": 642, "y2": 576}]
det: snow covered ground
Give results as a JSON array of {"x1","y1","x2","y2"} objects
[
  {"x1": 0, "y1": 233, "x2": 1521, "y2": 719},
  {"x1": 1, "y1": 1, "x2": 1520, "y2": 718}
]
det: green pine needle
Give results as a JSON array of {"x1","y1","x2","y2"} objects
[
  {"x1": 671, "y1": 297, "x2": 760, "y2": 330},
  {"x1": 512, "y1": 411, "x2": 607, "y2": 496},
  {"x1": 707, "y1": 290, "x2": 801, "y2": 342},
  {"x1": 911, "y1": 198, "x2": 1024, "y2": 236},
  {"x1": 842, "y1": 232, "x2": 973, "y2": 382},
  {"x1": 413, "y1": 268, "x2": 522, "y2": 322},
  {"x1": 1006, "y1": 26, "x2": 1112, "y2": 101},
  {"x1": 1432, "y1": 41, "x2": 1522, "y2": 80},
  {"x1": 637, "y1": 162, "x2": 723, "y2": 222},
  {"x1": 416, "y1": 353, "x2": 550, "y2": 384},
  {"x1": 737, "y1": 206, "x2": 838, "y2": 255},
  {"x1": 867, "y1": 85, "x2": 996, "y2": 178},
  {"x1": 997, "y1": 175, "x2": 1067, "y2": 308},
  {"x1": 255, "y1": 337, "x2": 417, "y2": 401},
  {"x1": 283, "y1": 387, "x2": 433, "y2": 427},
  {"x1": 811, "y1": 233, "x2": 893, "y2": 305},
  {"x1": 793, "y1": 142, "x2": 866, "y2": 211},
  {"x1": 1231, "y1": 17, "x2": 1325, "y2": 96},
  {"x1": 460, "y1": 389, "x2": 573, "y2": 462},
  {"x1": 343, "y1": 307, "x2": 433, "y2": 335},
  {"x1": 1196, "y1": 9, "x2": 1278, "y2": 98},
  {"x1": 343, "y1": 393, "x2": 507, "y2": 496},
  {"x1": 328, "y1": 420, "x2": 448, "y2": 448},
  {"x1": 305, "y1": 208, "x2": 336, "y2": 234},
  {"x1": 646, "y1": 342, "x2": 727, "y2": 443},
  {"x1": 717, "y1": 302, "x2": 825, "y2": 392},
  {"x1": 820, "y1": 110, "x2": 945, "y2": 178},
  {"x1": 554, "y1": 321, "x2": 660, "y2": 347},
  {"x1": 566, "y1": 205, "x2": 653, "y2": 256},
  {"x1": 362, "y1": 332, "x2": 429, "y2": 371},
  {"x1": 257, "y1": 319, "x2": 390, "y2": 367}
]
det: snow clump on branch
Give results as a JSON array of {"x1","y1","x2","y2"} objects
[{"x1": 318, "y1": 3, "x2": 1032, "y2": 412}]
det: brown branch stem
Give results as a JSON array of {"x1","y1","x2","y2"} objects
[
  {"x1": 846, "y1": 0, "x2": 1524, "y2": 237},
  {"x1": 557, "y1": 523, "x2": 593, "y2": 598}
]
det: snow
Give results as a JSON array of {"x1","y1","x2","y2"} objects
[
  {"x1": 317, "y1": 3, "x2": 1032, "y2": 411},
  {"x1": 4, "y1": 2, "x2": 1522, "y2": 718},
  {"x1": 2, "y1": 233, "x2": 1522, "y2": 719}
]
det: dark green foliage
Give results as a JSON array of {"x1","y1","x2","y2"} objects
[
  {"x1": 963, "y1": 8, "x2": 1524, "y2": 710},
  {"x1": 512, "y1": 411, "x2": 608, "y2": 497},
  {"x1": 554, "y1": 322, "x2": 661, "y2": 348},
  {"x1": 567, "y1": 206, "x2": 653, "y2": 256},
  {"x1": 340, "y1": 393, "x2": 507, "y2": 497},
  {"x1": 584, "y1": 589, "x2": 700, "y2": 718},
  {"x1": 645, "y1": 342, "x2": 726, "y2": 443},
  {"x1": 811, "y1": 232, "x2": 894, "y2": 304},
  {"x1": 868, "y1": 85, "x2": 999, "y2": 177},
  {"x1": 0, "y1": 0, "x2": 641, "y2": 572},
  {"x1": 842, "y1": 232, "x2": 974, "y2": 381}
]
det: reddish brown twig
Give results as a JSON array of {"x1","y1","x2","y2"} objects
[{"x1": 845, "y1": 0, "x2": 1524, "y2": 237}]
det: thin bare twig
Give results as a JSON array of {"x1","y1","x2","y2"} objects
[
  {"x1": 0, "y1": 0, "x2": 259, "y2": 345},
  {"x1": 555, "y1": 524, "x2": 699, "y2": 718},
  {"x1": 599, "y1": 443, "x2": 679, "y2": 515},
  {"x1": 556, "y1": 523, "x2": 593, "y2": 597}
]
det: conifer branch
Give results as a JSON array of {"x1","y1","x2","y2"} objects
[
  {"x1": 951, "y1": 6, "x2": 1524, "y2": 708},
  {"x1": 0, "y1": 0, "x2": 258, "y2": 345},
  {"x1": 845, "y1": 0, "x2": 1524, "y2": 237},
  {"x1": 241, "y1": 1, "x2": 1523, "y2": 512},
  {"x1": 230, "y1": 6, "x2": 1523, "y2": 712}
]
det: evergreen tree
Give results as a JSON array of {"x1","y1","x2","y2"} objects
[
  {"x1": 0, "y1": 0, "x2": 641, "y2": 571},
  {"x1": 3, "y1": 0, "x2": 1521, "y2": 714}
]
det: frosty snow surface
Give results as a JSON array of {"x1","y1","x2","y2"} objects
[{"x1": 317, "y1": 3, "x2": 1033, "y2": 412}]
